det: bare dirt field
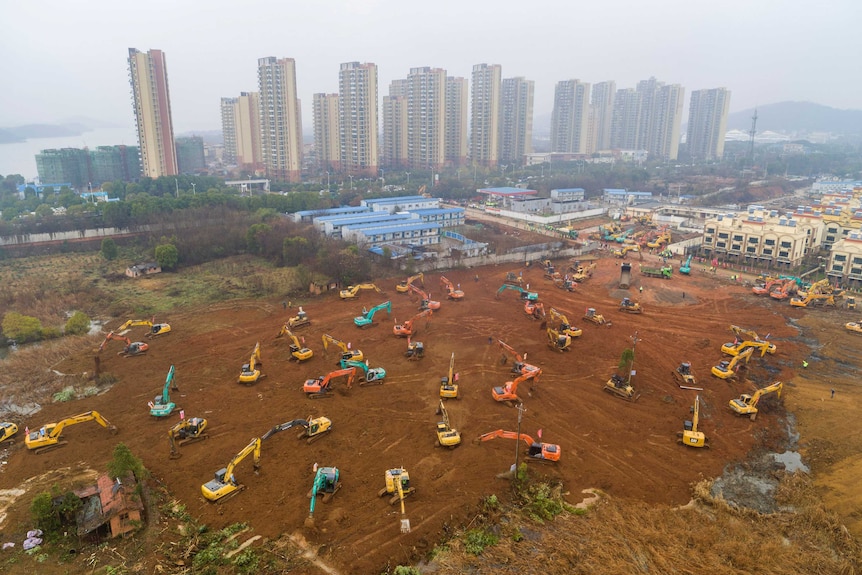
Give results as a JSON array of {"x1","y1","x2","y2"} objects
[{"x1": 0, "y1": 249, "x2": 852, "y2": 574}]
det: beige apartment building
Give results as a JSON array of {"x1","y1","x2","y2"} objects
[
  {"x1": 257, "y1": 57, "x2": 302, "y2": 182},
  {"x1": 815, "y1": 189, "x2": 862, "y2": 249},
  {"x1": 406, "y1": 67, "x2": 447, "y2": 170},
  {"x1": 313, "y1": 93, "x2": 341, "y2": 172},
  {"x1": 235, "y1": 92, "x2": 262, "y2": 172},
  {"x1": 702, "y1": 209, "x2": 824, "y2": 269},
  {"x1": 445, "y1": 77, "x2": 469, "y2": 167},
  {"x1": 470, "y1": 63, "x2": 501, "y2": 168},
  {"x1": 551, "y1": 79, "x2": 590, "y2": 155},
  {"x1": 339, "y1": 62, "x2": 379, "y2": 177},
  {"x1": 826, "y1": 232, "x2": 862, "y2": 288},
  {"x1": 687, "y1": 88, "x2": 731, "y2": 160},
  {"x1": 128, "y1": 48, "x2": 177, "y2": 178},
  {"x1": 499, "y1": 77, "x2": 534, "y2": 165}
]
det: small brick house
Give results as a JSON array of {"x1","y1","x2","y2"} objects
[
  {"x1": 126, "y1": 262, "x2": 162, "y2": 278},
  {"x1": 74, "y1": 473, "x2": 144, "y2": 540}
]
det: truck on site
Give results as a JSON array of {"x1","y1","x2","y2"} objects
[
  {"x1": 25, "y1": 411, "x2": 117, "y2": 454},
  {"x1": 478, "y1": 429, "x2": 561, "y2": 463},
  {"x1": 729, "y1": 381, "x2": 783, "y2": 421},
  {"x1": 640, "y1": 264, "x2": 673, "y2": 279},
  {"x1": 619, "y1": 262, "x2": 632, "y2": 289}
]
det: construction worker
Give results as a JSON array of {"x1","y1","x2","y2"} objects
[
  {"x1": 639, "y1": 286, "x2": 643, "y2": 294},
  {"x1": 802, "y1": 360, "x2": 809, "y2": 368}
]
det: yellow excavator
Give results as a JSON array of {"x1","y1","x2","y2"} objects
[
  {"x1": 116, "y1": 318, "x2": 171, "y2": 337},
  {"x1": 0, "y1": 422, "x2": 18, "y2": 443},
  {"x1": 396, "y1": 273, "x2": 424, "y2": 293},
  {"x1": 378, "y1": 468, "x2": 416, "y2": 504},
  {"x1": 25, "y1": 411, "x2": 116, "y2": 454},
  {"x1": 439, "y1": 352, "x2": 459, "y2": 399},
  {"x1": 201, "y1": 437, "x2": 261, "y2": 502},
  {"x1": 321, "y1": 334, "x2": 364, "y2": 363},
  {"x1": 435, "y1": 400, "x2": 461, "y2": 447},
  {"x1": 168, "y1": 416, "x2": 208, "y2": 459},
  {"x1": 678, "y1": 395, "x2": 708, "y2": 448},
  {"x1": 548, "y1": 308, "x2": 582, "y2": 338},
  {"x1": 277, "y1": 328, "x2": 313, "y2": 362},
  {"x1": 711, "y1": 346, "x2": 754, "y2": 379},
  {"x1": 790, "y1": 290, "x2": 842, "y2": 308},
  {"x1": 723, "y1": 325, "x2": 776, "y2": 355},
  {"x1": 613, "y1": 245, "x2": 639, "y2": 258},
  {"x1": 547, "y1": 327, "x2": 571, "y2": 352},
  {"x1": 729, "y1": 381, "x2": 783, "y2": 421},
  {"x1": 262, "y1": 415, "x2": 333, "y2": 444},
  {"x1": 846, "y1": 320, "x2": 862, "y2": 334},
  {"x1": 238, "y1": 342, "x2": 265, "y2": 384},
  {"x1": 339, "y1": 283, "x2": 382, "y2": 300}
]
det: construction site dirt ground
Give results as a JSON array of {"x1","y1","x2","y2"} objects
[{"x1": 1, "y1": 251, "x2": 858, "y2": 574}]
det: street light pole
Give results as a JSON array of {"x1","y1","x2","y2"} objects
[
  {"x1": 348, "y1": 174, "x2": 354, "y2": 190},
  {"x1": 174, "y1": 178, "x2": 179, "y2": 198},
  {"x1": 190, "y1": 182, "x2": 196, "y2": 195}
]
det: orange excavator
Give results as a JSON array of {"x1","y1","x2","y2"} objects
[
  {"x1": 407, "y1": 281, "x2": 441, "y2": 311},
  {"x1": 524, "y1": 300, "x2": 546, "y2": 319},
  {"x1": 752, "y1": 278, "x2": 781, "y2": 296},
  {"x1": 497, "y1": 340, "x2": 540, "y2": 375},
  {"x1": 393, "y1": 309, "x2": 433, "y2": 338},
  {"x1": 303, "y1": 367, "x2": 357, "y2": 399},
  {"x1": 98, "y1": 331, "x2": 149, "y2": 357},
  {"x1": 440, "y1": 276, "x2": 464, "y2": 300},
  {"x1": 492, "y1": 367, "x2": 541, "y2": 405},
  {"x1": 478, "y1": 429, "x2": 561, "y2": 462}
]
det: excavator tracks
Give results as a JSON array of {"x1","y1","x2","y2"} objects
[{"x1": 32, "y1": 440, "x2": 69, "y2": 455}]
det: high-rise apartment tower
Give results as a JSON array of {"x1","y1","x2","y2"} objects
[
  {"x1": 470, "y1": 63, "x2": 502, "y2": 167},
  {"x1": 128, "y1": 48, "x2": 177, "y2": 178},
  {"x1": 550, "y1": 79, "x2": 590, "y2": 154},
  {"x1": 339, "y1": 62, "x2": 379, "y2": 176},
  {"x1": 499, "y1": 77, "x2": 534, "y2": 164},
  {"x1": 257, "y1": 57, "x2": 303, "y2": 182},
  {"x1": 687, "y1": 88, "x2": 731, "y2": 160}
]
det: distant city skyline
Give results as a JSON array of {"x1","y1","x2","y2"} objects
[{"x1": 1, "y1": 1, "x2": 859, "y2": 135}]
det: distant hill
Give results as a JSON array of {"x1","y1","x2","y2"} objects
[
  {"x1": 727, "y1": 102, "x2": 862, "y2": 135},
  {"x1": 0, "y1": 123, "x2": 91, "y2": 143}
]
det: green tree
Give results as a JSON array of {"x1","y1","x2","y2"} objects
[
  {"x1": 246, "y1": 223, "x2": 272, "y2": 254},
  {"x1": 283, "y1": 236, "x2": 309, "y2": 266},
  {"x1": 100, "y1": 237, "x2": 118, "y2": 260},
  {"x1": 2, "y1": 311, "x2": 44, "y2": 343},
  {"x1": 30, "y1": 492, "x2": 61, "y2": 534},
  {"x1": 107, "y1": 443, "x2": 148, "y2": 480},
  {"x1": 64, "y1": 311, "x2": 91, "y2": 335},
  {"x1": 34, "y1": 204, "x2": 53, "y2": 218},
  {"x1": 154, "y1": 243, "x2": 179, "y2": 270}
]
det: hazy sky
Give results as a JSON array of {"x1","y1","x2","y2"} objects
[{"x1": 1, "y1": 0, "x2": 860, "y2": 134}]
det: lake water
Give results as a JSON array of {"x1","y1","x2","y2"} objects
[{"x1": 0, "y1": 127, "x2": 139, "y2": 180}]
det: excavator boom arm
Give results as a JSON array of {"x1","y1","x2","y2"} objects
[
  {"x1": 223, "y1": 438, "x2": 262, "y2": 480},
  {"x1": 48, "y1": 411, "x2": 113, "y2": 439},
  {"x1": 479, "y1": 429, "x2": 536, "y2": 446}
]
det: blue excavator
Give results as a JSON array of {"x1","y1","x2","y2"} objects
[
  {"x1": 354, "y1": 300, "x2": 391, "y2": 328},
  {"x1": 339, "y1": 358, "x2": 386, "y2": 385},
  {"x1": 306, "y1": 466, "x2": 341, "y2": 527},
  {"x1": 496, "y1": 284, "x2": 538, "y2": 301},
  {"x1": 149, "y1": 365, "x2": 178, "y2": 417},
  {"x1": 680, "y1": 254, "x2": 693, "y2": 275}
]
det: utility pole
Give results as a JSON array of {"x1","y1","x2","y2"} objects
[
  {"x1": 513, "y1": 403, "x2": 525, "y2": 487},
  {"x1": 627, "y1": 331, "x2": 639, "y2": 385}
]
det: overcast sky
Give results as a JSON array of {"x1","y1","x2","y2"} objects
[{"x1": 1, "y1": 0, "x2": 860, "y2": 134}]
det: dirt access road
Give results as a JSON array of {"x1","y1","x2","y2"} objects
[{"x1": 2, "y1": 254, "x2": 807, "y2": 574}]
